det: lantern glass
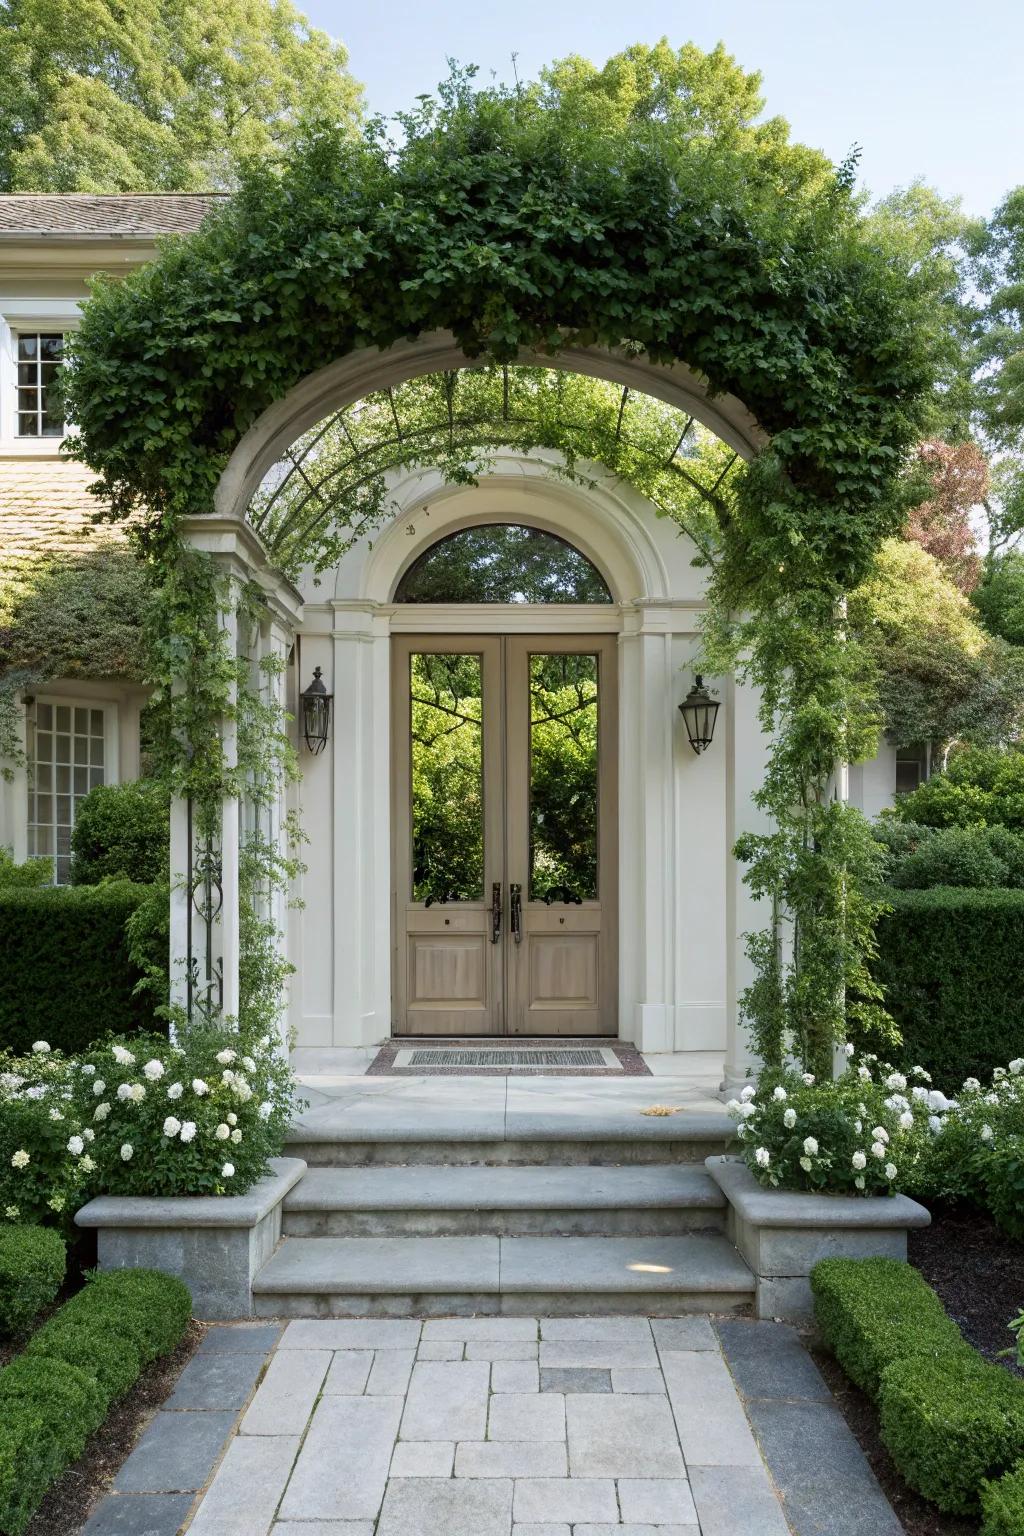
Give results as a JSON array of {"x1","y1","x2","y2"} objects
[
  {"x1": 300, "y1": 666, "x2": 332, "y2": 754},
  {"x1": 678, "y1": 674, "x2": 720, "y2": 755}
]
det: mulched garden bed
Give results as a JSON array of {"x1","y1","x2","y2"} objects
[
  {"x1": 909, "y1": 1201, "x2": 1023, "y2": 1374},
  {"x1": 807, "y1": 1203, "x2": 1023, "y2": 1536},
  {"x1": 23, "y1": 1318, "x2": 204, "y2": 1536}
]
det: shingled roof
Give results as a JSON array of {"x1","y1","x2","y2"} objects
[
  {"x1": 0, "y1": 460, "x2": 124, "y2": 570},
  {"x1": 0, "y1": 193, "x2": 225, "y2": 237}
]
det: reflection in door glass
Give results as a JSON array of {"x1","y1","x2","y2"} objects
[
  {"x1": 529, "y1": 653, "x2": 598, "y2": 902},
  {"x1": 410, "y1": 653, "x2": 484, "y2": 903}
]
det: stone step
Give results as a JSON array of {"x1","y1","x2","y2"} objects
[
  {"x1": 282, "y1": 1164, "x2": 727, "y2": 1237},
  {"x1": 252, "y1": 1233, "x2": 755, "y2": 1318},
  {"x1": 285, "y1": 1111, "x2": 735, "y2": 1169}
]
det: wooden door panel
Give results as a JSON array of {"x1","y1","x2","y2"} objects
[{"x1": 529, "y1": 933, "x2": 599, "y2": 1006}]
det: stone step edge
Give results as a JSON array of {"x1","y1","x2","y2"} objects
[
  {"x1": 285, "y1": 1113, "x2": 734, "y2": 1146},
  {"x1": 283, "y1": 1166, "x2": 726, "y2": 1213}
]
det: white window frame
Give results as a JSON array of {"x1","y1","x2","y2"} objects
[
  {"x1": 0, "y1": 301, "x2": 80, "y2": 453},
  {"x1": 25, "y1": 697, "x2": 119, "y2": 884}
]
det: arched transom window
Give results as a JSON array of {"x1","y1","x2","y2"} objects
[{"x1": 394, "y1": 523, "x2": 613, "y2": 604}]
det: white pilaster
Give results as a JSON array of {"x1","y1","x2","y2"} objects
[{"x1": 723, "y1": 672, "x2": 774, "y2": 1089}]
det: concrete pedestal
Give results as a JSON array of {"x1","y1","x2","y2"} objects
[
  {"x1": 75, "y1": 1157, "x2": 306, "y2": 1320},
  {"x1": 706, "y1": 1156, "x2": 931, "y2": 1323}
]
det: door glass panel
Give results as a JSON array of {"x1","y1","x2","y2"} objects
[
  {"x1": 410, "y1": 652, "x2": 485, "y2": 903},
  {"x1": 529, "y1": 653, "x2": 599, "y2": 902}
]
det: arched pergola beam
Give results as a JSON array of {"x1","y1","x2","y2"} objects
[{"x1": 216, "y1": 333, "x2": 767, "y2": 527}]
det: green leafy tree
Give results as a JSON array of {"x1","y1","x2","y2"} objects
[{"x1": 0, "y1": 0, "x2": 362, "y2": 192}]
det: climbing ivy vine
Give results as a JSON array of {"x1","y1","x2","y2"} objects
[{"x1": 60, "y1": 59, "x2": 940, "y2": 1074}]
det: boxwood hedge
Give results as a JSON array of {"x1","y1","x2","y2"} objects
[
  {"x1": 0, "y1": 1268, "x2": 191, "y2": 1535},
  {"x1": 869, "y1": 888, "x2": 1024, "y2": 1087},
  {"x1": 0, "y1": 1225, "x2": 66, "y2": 1337},
  {"x1": 0, "y1": 883, "x2": 153, "y2": 1054},
  {"x1": 981, "y1": 1462, "x2": 1024, "y2": 1536}
]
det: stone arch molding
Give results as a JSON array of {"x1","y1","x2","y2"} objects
[
  {"x1": 216, "y1": 332, "x2": 765, "y2": 528},
  {"x1": 351, "y1": 453, "x2": 674, "y2": 609}
]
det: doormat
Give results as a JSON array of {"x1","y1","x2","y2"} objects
[{"x1": 366, "y1": 1040, "x2": 651, "y2": 1076}]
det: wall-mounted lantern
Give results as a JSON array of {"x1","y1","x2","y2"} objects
[
  {"x1": 678, "y1": 674, "x2": 721, "y2": 755},
  {"x1": 300, "y1": 666, "x2": 332, "y2": 754}
]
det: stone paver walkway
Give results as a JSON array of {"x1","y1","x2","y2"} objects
[{"x1": 84, "y1": 1314, "x2": 903, "y2": 1536}]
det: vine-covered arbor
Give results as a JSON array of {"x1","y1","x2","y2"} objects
[{"x1": 63, "y1": 72, "x2": 935, "y2": 1074}]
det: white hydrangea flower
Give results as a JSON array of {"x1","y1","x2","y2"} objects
[
  {"x1": 871, "y1": 1126, "x2": 889, "y2": 1144},
  {"x1": 1009, "y1": 1059, "x2": 1024, "y2": 1076},
  {"x1": 94, "y1": 1102, "x2": 110, "y2": 1121},
  {"x1": 80, "y1": 1154, "x2": 95, "y2": 1174},
  {"x1": 142, "y1": 1059, "x2": 165, "y2": 1081},
  {"x1": 116, "y1": 1083, "x2": 132, "y2": 1101},
  {"x1": 179, "y1": 1121, "x2": 197, "y2": 1143},
  {"x1": 802, "y1": 1136, "x2": 818, "y2": 1156},
  {"x1": 258, "y1": 1102, "x2": 273, "y2": 1121},
  {"x1": 221, "y1": 1069, "x2": 235, "y2": 1085},
  {"x1": 215, "y1": 1123, "x2": 231, "y2": 1140},
  {"x1": 48, "y1": 1109, "x2": 63, "y2": 1121},
  {"x1": 885, "y1": 1073, "x2": 907, "y2": 1091},
  {"x1": 927, "y1": 1090, "x2": 952, "y2": 1113},
  {"x1": 885, "y1": 1094, "x2": 909, "y2": 1111},
  {"x1": 167, "y1": 1082, "x2": 184, "y2": 1100},
  {"x1": 221, "y1": 1162, "x2": 235, "y2": 1178},
  {"x1": 844, "y1": 1042, "x2": 855, "y2": 1057},
  {"x1": 129, "y1": 1083, "x2": 146, "y2": 1102},
  {"x1": 120, "y1": 1143, "x2": 133, "y2": 1161},
  {"x1": 981, "y1": 1124, "x2": 994, "y2": 1142},
  {"x1": 25, "y1": 1085, "x2": 46, "y2": 1100},
  {"x1": 962, "y1": 1077, "x2": 981, "y2": 1092},
  {"x1": 911, "y1": 1065, "x2": 932, "y2": 1082},
  {"x1": 234, "y1": 1081, "x2": 253, "y2": 1103},
  {"x1": 83, "y1": 1128, "x2": 94, "y2": 1142},
  {"x1": 799, "y1": 1156, "x2": 813, "y2": 1171},
  {"x1": 92, "y1": 1080, "x2": 106, "y2": 1095},
  {"x1": 783, "y1": 1108, "x2": 797, "y2": 1129},
  {"x1": 4, "y1": 1206, "x2": 19, "y2": 1219},
  {"x1": 854, "y1": 1119, "x2": 863, "y2": 1134},
  {"x1": 226, "y1": 1112, "x2": 237, "y2": 1127},
  {"x1": 993, "y1": 1068, "x2": 1007, "y2": 1081},
  {"x1": 242, "y1": 1056, "x2": 255, "y2": 1073},
  {"x1": 162, "y1": 1117, "x2": 182, "y2": 1138},
  {"x1": 230, "y1": 1128, "x2": 242, "y2": 1144},
  {"x1": 899, "y1": 1111, "x2": 914, "y2": 1130},
  {"x1": 216, "y1": 1049, "x2": 237, "y2": 1066},
  {"x1": 851, "y1": 1151, "x2": 867, "y2": 1170},
  {"x1": 984, "y1": 1093, "x2": 999, "y2": 1105},
  {"x1": 67, "y1": 1135, "x2": 84, "y2": 1155},
  {"x1": 31, "y1": 1041, "x2": 50, "y2": 1054},
  {"x1": 112, "y1": 1046, "x2": 135, "y2": 1066},
  {"x1": 928, "y1": 1114, "x2": 943, "y2": 1135},
  {"x1": 755, "y1": 1147, "x2": 770, "y2": 1168},
  {"x1": 738, "y1": 1102, "x2": 757, "y2": 1119},
  {"x1": 81, "y1": 1064, "x2": 96, "y2": 1076},
  {"x1": 772, "y1": 1086, "x2": 787, "y2": 1102},
  {"x1": 740, "y1": 1085, "x2": 756, "y2": 1102},
  {"x1": 802, "y1": 1073, "x2": 815, "y2": 1086},
  {"x1": 885, "y1": 1162, "x2": 897, "y2": 1179},
  {"x1": 726, "y1": 1099, "x2": 741, "y2": 1115},
  {"x1": 871, "y1": 1140, "x2": 887, "y2": 1160},
  {"x1": 192, "y1": 1079, "x2": 209, "y2": 1096},
  {"x1": 857, "y1": 1066, "x2": 872, "y2": 1081},
  {"x1": 911, "y1": 1085, "x2": 929, "y2": 1102},
  {"x1": 11, "y1": 1150, "x2": 30, "y2": 1169}
]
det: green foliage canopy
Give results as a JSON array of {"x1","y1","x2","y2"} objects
[{"x1": 0, "y1": 0, "x2": 362, "y2": 192}]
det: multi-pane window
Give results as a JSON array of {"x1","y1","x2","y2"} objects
[
  {"x1": 16, "y1": 332, "x2": 65, "y2": 437},
  {"x1": 895, "y1": 741, "x2": 929, "y2": 796},
  {"x1": 28, "y1": 704, "x2": 106, "y2": 884}
]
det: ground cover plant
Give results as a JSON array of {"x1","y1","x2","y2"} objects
[{"x1": 0, "y1": 1268, "x2": 191, "y2": 1536}]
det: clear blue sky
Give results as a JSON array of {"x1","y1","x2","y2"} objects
[{"x1": 302, "y1": 0, "x2": 1021, "y2": 217}]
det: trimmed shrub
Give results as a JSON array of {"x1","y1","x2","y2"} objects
[
  {"x1": 869, "y1": 887, "x2": 1024, "y2": 1086},
  {"x1": 26, "y1": 1313, "x2": 140, "y2": 1402},
  {"x1": 0, "y1": 883, "x2": 154, "y2": 1054},
  {"x1": 981, "y1": 1462, "x2": 1024, "y2": 1536},
  {"x1": 0, "y1": 1224, "x2": 65, "y2": 1336},
  {"x1": 70, "y1": 1268, "x2": 192, "y2": 1365},
  {"x1": 811, "y1": 1257, "x2": 968, "y2": 1400},
  {"x1": 0, "y1": 1409, "x2": 62, "y2": 1536},
  {"x1": 880, "y1": 1352, "x2": 1024, "y2": 1514},
  {"x1": 0, "y1": 850, "x2": 50, "y2": 889},
  {"x1": 889, "y1": 826, "x2": 1019, "y2": 889},
  {"x1": 70, "y1": 780, "x2": 169, "y2": 887},
  {"x1": 0, "y1": 1267, "x2": 191, "y2": 1535}
]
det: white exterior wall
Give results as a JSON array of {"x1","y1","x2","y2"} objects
[{"x1": 286, "y1": 453, "x2": 737, "y2": 1054}]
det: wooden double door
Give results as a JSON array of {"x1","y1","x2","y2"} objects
[{"x1": 392, "y1": 634, "x2": 618, "y2": 1036}]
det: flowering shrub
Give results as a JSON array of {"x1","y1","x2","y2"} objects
[
  {"x1": 0, "y1": 1030, "x2": 297, "y2": 1222},
  {"x1": 905, "y1": 1059, "x2": 1024, "y2": 1231},
  {"x1": 727, "y1": 1050, "x2": 939, "y2": 1195}
]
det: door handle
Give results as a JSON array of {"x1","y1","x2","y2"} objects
[
  {"x1": 510, "y1": 883, "x2": 522, "y2": 944},
  {"x1": 491, "y1": 882, "x2": 502, "y2": 943}
]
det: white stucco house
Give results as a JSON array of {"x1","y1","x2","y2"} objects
[{"x1": 0, "y1": 194, "x2": 917, "y2": 1068}]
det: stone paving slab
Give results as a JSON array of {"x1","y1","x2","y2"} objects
[
  {"x1": 113, "y1": 1409, "x2": 238, "y2": 1493},
  {"x1": 80, "y1": 1493, "x2": 194, "y2": 1536},
  {"x1": 164, "y1": 1349, "x2": 265, "y2": 1410},
  {"x1": 198, "y1": 1322, "x2": 283, "y2": 1354},
  {"x1": 170, "y1": 1312, "x2": 905, "y2": 1536}
]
